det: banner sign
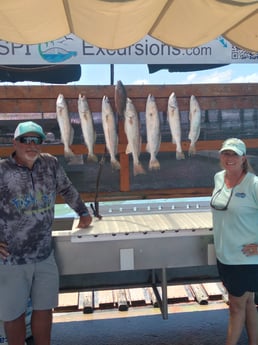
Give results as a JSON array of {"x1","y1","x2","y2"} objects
[{"x1": 0, "y1": 34, "x2": 258, "y2": 65}]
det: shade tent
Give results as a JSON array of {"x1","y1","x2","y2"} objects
[
  {"x1": 1, "y1": 0, "x2": 258, "y2": 52},
  {"x1": 0, "y1": 64, "x2": 226, "y2": 84},
  {"x1": 147, "y1": 64, "x2": 228, "y2": 74},
  {"x1": 0, "y1": 65, "x2": 81, "y2": 83}
]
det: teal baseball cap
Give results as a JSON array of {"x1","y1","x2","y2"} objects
[
  {"x1": 14, "y1": 121, "x2": 46, "y2": 140},
  {"x1": 219, "y1": 138, "x2": 246, "y2": 156}
]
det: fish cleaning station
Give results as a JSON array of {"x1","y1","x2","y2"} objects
[{"x1": 0, "y1": 83, "x2": 258, "y2": 319}]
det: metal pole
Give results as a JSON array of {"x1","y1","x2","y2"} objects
[
  {"x1": 110, "y1": 64, "x2": 114, "y2": 85},
  {"x1": 161, "y1": 267, "x2": 168, "y2": 319}
]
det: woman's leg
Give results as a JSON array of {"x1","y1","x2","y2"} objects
[
  {"x1": 226, "y1": 292, "x2": 249, "y2": 345},
  {"x1": 245, "y1": 292, "x2": 258, "y2": 345}
]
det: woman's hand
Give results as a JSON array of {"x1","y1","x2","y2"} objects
[{"x1": 242, "y1": 243, "x2": 258, "y2": 256}]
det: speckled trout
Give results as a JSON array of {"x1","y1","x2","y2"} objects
[
  {"x1": 78, "y1": 94, "x2": 98, "y2": 163},
  {"x1": 56, "y1": 93, "x2": 75, "y2": 160},
  {"x1": 167, "y1": 92, "x2": 185, "y2": 160},
  {"x1": 101, "y1": 95, "x2": 120, "y2": 170},
  {"x1": 188, "y1": 95, "x2": 201, "y2": 156},
  {"x1": 124, "y1": 98, "x2": 146, "y2": 176},
  {"x1": 145, "y1": 94, "x2": 161, "y2": 170}
]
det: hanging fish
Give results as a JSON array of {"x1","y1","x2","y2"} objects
[
  {"x1": 78, "y1": 94, "x2": 98, "y2": 163},
  {"x1": 145, "y1": 94, "x2": 161, "y2": 170},
  {"x1": 167, "y1": 92, "x2": 185, "y2": 160},
  {"x1": 56, "y1": 94, "x2": 75, "y2": 160},
  {"x1": 115, "y1": 80, "x2": 127, "y2": 118},
  {"x1": 188, "y1": 95, "x2": 201, "y2": 156},
  {"x1": 101, "y1": 95, "x2": 120, "y2": 170},
  {"x1": 124, "y1": 97, "x2": 146, "y2": 176}
]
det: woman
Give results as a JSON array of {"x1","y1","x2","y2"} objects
[{"x1": 211, "y1": 138, "x2": 258, "y2": 345}]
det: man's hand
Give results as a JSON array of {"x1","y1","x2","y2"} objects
[
  {"x1": 77, "y1": 214, "x2": 92, "y2": 228},
  {"x1": 0, "y1": 242, "x2": 9, "y2": 260}
]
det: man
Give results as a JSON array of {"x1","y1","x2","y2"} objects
[{"x1": 0, "y1": 121, "x2": 92, "y2": 345}]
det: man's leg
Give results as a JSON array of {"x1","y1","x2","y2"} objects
[
  {"x1": 31, "y1": 309, "x2": 52, "y2": 345},
  {"x1": 31, "y1": 253, "x2": 58, "y2": 345},
  {"x1": 4, "y1": 313, "x2": 26, "y2": 345}
]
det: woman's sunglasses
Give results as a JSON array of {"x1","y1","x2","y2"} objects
[
  {"x1": 210, "y1": 185, "x2": 234, "y2": 211},
  {"x1": 17, "y1": 136, "x2": 43, "y2": 145}
]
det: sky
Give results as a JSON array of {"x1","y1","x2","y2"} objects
[
  {"x1": 71, "y1": 63, "x2": 258, "y2": 86},
  {"x1": 3, "y1": 63, "x2": 258, "y2": 86}
]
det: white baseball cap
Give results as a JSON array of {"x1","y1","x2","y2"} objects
[{"x1": 219, "y1": 138, "x2": 246, "y2": 156}]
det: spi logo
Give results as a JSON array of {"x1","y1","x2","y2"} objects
[{"x1": 38, "y1": 36, "x2": 77, "y2": 63}]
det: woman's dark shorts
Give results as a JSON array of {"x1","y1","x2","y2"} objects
[{"x1": 217, "y1": 259, "x2": 258, "y2": 297}]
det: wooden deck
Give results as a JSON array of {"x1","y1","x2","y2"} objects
[{"x1": 55, "y1": 282, "x2": 228, "y2": 313}]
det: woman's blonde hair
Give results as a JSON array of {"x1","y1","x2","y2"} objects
[{"x1": 243, "y1": 156, "x2": 253, "y2": 173}]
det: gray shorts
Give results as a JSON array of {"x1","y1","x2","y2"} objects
[{"x1": 0, "y1": 251, "x2": 59, "y2": 321}]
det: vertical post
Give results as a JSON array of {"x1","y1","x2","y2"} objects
[
  {"x1": 118, "y1": 120, "x2": 130, "y2": 192},
  {"x1": 161, "y1": 267, "x2": 168, "y2": 320},
  {"x1": 151, "y1": 268, "x2": 168, "y2": 319},
  {"x1": 110, "y1": 64, "x2": 114, "y2": 85}
]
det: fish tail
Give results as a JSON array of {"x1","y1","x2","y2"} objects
[
  {"x1": 176, "y1": 151, "x2": 185, "y2": 160},
  {"x1": 64, "y1": 146, "x2": 75, "y2": 159},
  {"x1": 69, "y1": 127, "x2": 74, "y2": 146},
  {"x1": 133, "y1": 162, "x2": 146, "y2": 176},
  {"x1": 67, "y1": 155, "x2": 84, "y2": 165},
  {"x1": 111, "y1": 159, "x2": 121, "y2": 170},
  {"x1": 87, "y1": 154, "x2": 98, "y2": 163},
  {"x1": 125, "y1": 144, "x2": 131, "y2": 155},
  {"x1": 188, "y1": 144, "x2": 196, "y2": 156},
  {"x1": 149, "y1": 158, "x2": 160, "y2": 171}
]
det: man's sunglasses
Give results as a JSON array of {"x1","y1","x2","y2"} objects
[{"x1": 17, "y1": 136, "x2": 43, "y2": 145}]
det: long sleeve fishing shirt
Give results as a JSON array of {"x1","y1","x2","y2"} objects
[{"x1": 0, "y1": 153, "x2": 89, "y2": 265}]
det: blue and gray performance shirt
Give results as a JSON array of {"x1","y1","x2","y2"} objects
[{"x1": 0, "y1": 153, "x2": 89, "y2": 265}]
